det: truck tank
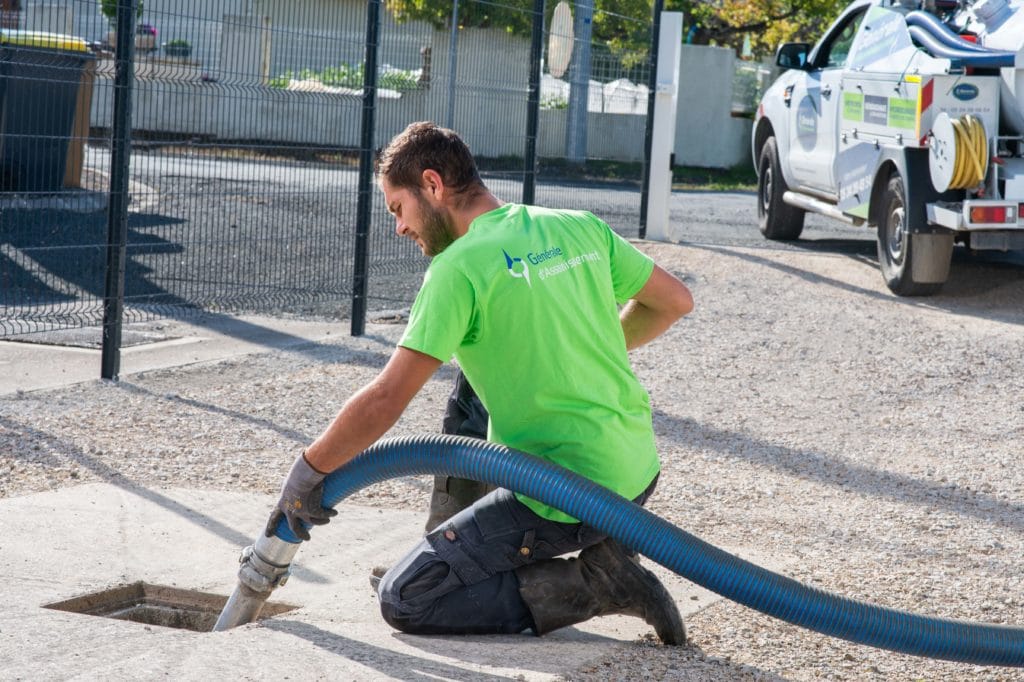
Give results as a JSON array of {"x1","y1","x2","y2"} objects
[{"x1": 958, "y1": 0, "x2": 1024, "y2": 134}]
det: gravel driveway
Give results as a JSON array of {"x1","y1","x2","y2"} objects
[{"x1": 3, "y1": 197, "x2": 1024, "y2": 680}]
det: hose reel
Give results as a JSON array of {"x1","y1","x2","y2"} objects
[{"x1": 929, "y1": 112, "x2": 990, "y2": 191}]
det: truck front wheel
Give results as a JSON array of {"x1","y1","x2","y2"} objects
[
  {"x1": 877, "y1": 174, "x2": 952, "y2": 296},
  {"x1": 757, "y1": 138, "x2": 805, "y2": 240}
]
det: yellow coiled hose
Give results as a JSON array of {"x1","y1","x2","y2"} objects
[{"x1": 948, "y1": 114, "x2": 988, "y2": 189}]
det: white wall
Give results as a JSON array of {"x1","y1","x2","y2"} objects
[
  {"x1": 22, "y1": 0, "x2": 252, "y2": 69},
  {"x1": 31, "y1": 0, "x2": 752, "y2": 167},
  {"x1": 674, "y1": 44, "x2": 752, "y2": 169},
  {"x1": 24, "y1": 3, "x2": 73, "y2": 34}
]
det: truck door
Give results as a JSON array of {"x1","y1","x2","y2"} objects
[{"x1": 788, "y1": 9, "x2": 866, "y2": 195}]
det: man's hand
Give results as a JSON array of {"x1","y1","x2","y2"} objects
[{"x1": 264, "y1": 452, "x2": 338, "y2": 541}]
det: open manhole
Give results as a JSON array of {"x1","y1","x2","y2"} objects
[{"x1": 43, "y1": 582, "x2": 298, "y2": 632}]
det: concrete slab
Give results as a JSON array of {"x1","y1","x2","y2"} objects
[
  {"x1": 0, "y1": 314, "x2": 349, "y2": 396},
  {"x1": 0, "y1": 483, "x2": 749, "y2": 681}
]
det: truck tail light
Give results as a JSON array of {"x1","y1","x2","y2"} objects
[{"x1": 969, "y1": 205, "x2": 1017, "y2": 224}]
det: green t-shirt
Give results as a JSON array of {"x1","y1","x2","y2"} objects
[{"x1": 399, "y1": 203, "x2": 658, "y2": 522}]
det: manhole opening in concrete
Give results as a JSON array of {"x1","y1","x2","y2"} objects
[{"x1": 43, "y1": 581, "x2": 298, "y2": 632}]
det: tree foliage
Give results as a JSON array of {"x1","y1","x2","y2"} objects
[
  {"x1": 384, "y1": 0, "x2": 656, "y2": 65},
  {"x1": 385, "y1": 0, "x2": 533, "y2": 34},
  {"x1": 686, "y1": 0, "x2": 848, "y2": 55},
  {"x1": 383, "y1": 0, "x2": 847, "y2": 59},
  {"x1": 100, "y1": 0, "x2": 143, "y2": 21}
]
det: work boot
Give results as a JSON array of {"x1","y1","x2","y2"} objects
[{"x1": 515, "y1": 539, "x2": 686, "y2": 645}]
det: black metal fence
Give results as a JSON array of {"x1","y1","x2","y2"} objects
[{"x1": 1, "y1": 0, "x2": 657, "y2": 374}]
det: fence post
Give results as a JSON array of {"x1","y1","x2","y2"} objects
[
  {"x1": 100, "y1": 0, "x2": 137, "y2": 380},
  {"x1": 522, "y1": 0, "x2": 545, "y2": 206},
  {"x1": 565, "y1": 0, "x2": 593, "y2": 163},
  {"x1": 643, "y1": 12, "x2": 682, "y2": 241},
  {"x1": 350, "y1": 0, "x2": 381, "y2": 337},
  {"x1": 446, "y1": 0, "x2": 460, "y2": 128},
  {"x1": 638, "y1": 0, "x2": 665, "y2": 239}
]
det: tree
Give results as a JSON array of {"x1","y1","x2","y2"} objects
[
  {"x1": 100, "y1": 0, "x2": 143, "y2": 22},
  {"x1": 384, "y1": 0, "x2": 847, "y2": 59},
  {"x1": 685, "y1": 0, "x2": 847, "y2": 55},
  {"x1": 384, "y1": 0, "x2": 656, "y2": 66},
  {"x1": 385, "y1": 0, "x2": 532, "y2": 33}
]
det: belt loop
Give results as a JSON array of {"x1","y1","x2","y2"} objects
[{"x1": 518, "y1": 529, "x2": 536, "y2": 558}]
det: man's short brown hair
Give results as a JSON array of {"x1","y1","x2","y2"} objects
[{"x1": 376, "y1": 122, "x2": 485, "y2": 201}]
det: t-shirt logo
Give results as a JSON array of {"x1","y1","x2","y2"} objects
[{"x1": 503, "y1": 250, "x2": 532, "y2": 287}]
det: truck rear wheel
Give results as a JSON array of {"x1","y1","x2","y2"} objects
[
  {"x1": 877, "y1": 174, "x2": 951, "y2": 296},
  {"x1": 757, "y1": 137, "x2": 805, "y2": 240}
]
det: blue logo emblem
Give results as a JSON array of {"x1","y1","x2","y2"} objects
[
  {"x1": 796, "y1": 96, "x2": 818, "y2": 151},
  {"x1": 503, "y1": 250, "x2": 531, "y2": 287},
  {"x1": 953, "y1": 83, "x2": 979, "y2": 101}
]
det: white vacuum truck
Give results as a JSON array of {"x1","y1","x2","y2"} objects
[{"x1": 753, "y1": 0, "x2": 1024, "y2": 294}]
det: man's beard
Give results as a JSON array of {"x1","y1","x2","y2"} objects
[{"x1": 417, "y1": 195, "x2": 457, "y2": 257}]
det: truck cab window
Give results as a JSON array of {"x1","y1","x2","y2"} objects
[{"x1": 822, "y1": 10, "x2": 866, "y2": 68}]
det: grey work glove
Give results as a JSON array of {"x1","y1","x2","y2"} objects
[{"x1": 264, "y1": 452, "x2": 337, "y2": 541}]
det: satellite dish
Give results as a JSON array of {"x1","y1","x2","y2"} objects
[{"x1": 548, "y1": 1, "x2": 573, "y2": 79}]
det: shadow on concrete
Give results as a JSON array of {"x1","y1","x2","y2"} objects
[
  {"x1": 0, "y1": 209, "x2": 186, "y2": 307},
  {"x1": 651, "y1": 410, "x2": 1024, "y2": 534},
  {"x1": 1, "y1": 206, "x2": 377, "y2": 359},
  {"x1": 262, "y1": 620, "x2": 521, "y2": 681},
  {"x1": 265, "y1": 616, "x2": 781, "y2": 681},
  {"x1": 768, "y1": 236, "x2": 877, "y2": 257},
  {"x1": 141, "y1": 309, "x2": 399, "y2": 365},
  {"x1": 393, "y1": 627, "x2": 624, "y2": 669},
  {"x1": 0, "y1": 413, "x2": 332, "y2": 583}
]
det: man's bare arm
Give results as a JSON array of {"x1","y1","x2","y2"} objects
[
  {"x1": 303, "y1": 346, "x2": 443, "y2": 473},
  {"x1": 620, "y1": 264, "x2": 693, "y2": 350}
]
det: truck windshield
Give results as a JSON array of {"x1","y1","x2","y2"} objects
[
  {"x1": 825, "y1": 11, "x2": 867, "y2": 68},
  {"x1": 849, "y1": 6, "x2": 917, "y2": 70}
]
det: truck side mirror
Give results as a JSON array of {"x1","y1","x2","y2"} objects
[{"x1": 775, "y1": 43, "x2": 811, "y2": 70}]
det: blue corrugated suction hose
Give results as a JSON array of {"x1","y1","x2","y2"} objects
[
  {"x1": 271, "y1": 434, "x2": 1024, "y2": 666},
  {"x1": 906, "y1": 25, "x2": 1016, "y2": 68},
  {"x1": 905, "y1": 11, "x2": 993, "y2": 54}
]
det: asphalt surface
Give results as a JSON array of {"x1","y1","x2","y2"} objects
[
  {"x1": 4, "y1": 146, "x2": 1024, "y2": 342},
  {"x1": 1, "y1": 150, "x2": 660, "y2": 334}
]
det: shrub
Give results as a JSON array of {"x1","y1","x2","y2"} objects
[
  {"x1": 540, "y1": 94, "x2": 568, "y2": 110},
  {"x1": 268, "y1": 63, "x2": 419, "y2": 92}
]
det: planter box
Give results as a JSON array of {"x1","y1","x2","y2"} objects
[{"x1": 163, "y1": 44, "x2": 191, "y2": 58}]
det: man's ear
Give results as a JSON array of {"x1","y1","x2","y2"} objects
[{"x1": 421, "y1": 169, "x2": 445, "y2": 201}]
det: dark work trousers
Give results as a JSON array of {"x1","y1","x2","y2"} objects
[
  {"x1": 425, "y1": 369, "x2": 495, "y2": 533},
  {"x1": 442, "y1": 369, "x2": 489, "y2": 439},
  {"x1": 377, "y1": 476, "x2": 658, "y2": 635}
]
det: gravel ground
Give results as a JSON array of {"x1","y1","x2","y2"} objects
[{"x1": 3, "y1": 239, "x2": 1024, "y2": 680}]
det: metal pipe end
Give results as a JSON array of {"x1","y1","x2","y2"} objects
[
  {"x1": 212, "y1": 534, "x2": 301, "y2": 631},
  {"x1": 213, "y1": 582, "x2": 273, "y2": 631}
]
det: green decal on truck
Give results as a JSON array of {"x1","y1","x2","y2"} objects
[
  {"x1": 843, "y1": 92, "x2": 864, "y2": 121},
  {"x1": 842, "y1": 91, "x2": 916, "y2": 129},
  {"x1": 888, "y1": 98, "x2": 916, "y2": 129}
]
